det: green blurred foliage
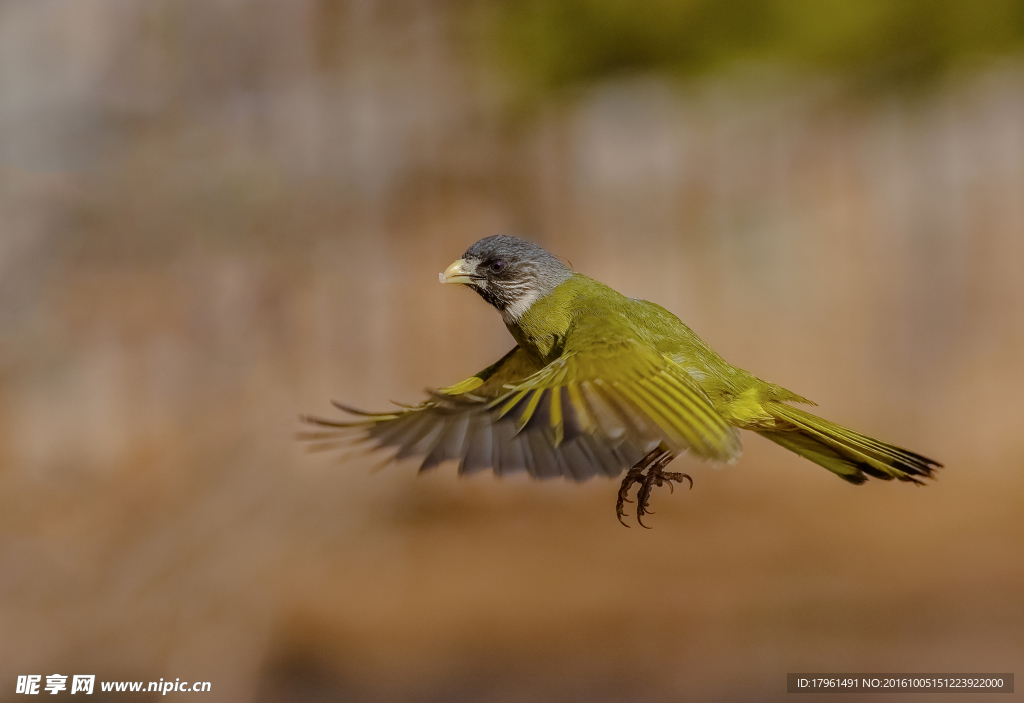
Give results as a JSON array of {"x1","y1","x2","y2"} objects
[{"x1": 486, "y1": 0, "x2": 1024, "y2": 93}]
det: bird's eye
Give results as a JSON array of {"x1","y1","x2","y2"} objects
[{"x1": 489, "y1": 260, "x2": 505, "y2": 273}]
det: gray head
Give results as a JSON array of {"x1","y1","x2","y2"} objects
[{"x1": 440, "y1": 235, "x2": 572, "y2": 322}]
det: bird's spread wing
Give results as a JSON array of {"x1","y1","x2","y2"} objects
[{"x1": 302, "y1": 341, "x2": 741, "y2": 481}]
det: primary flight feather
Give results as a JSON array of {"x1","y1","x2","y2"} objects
[{"x1": 304, "y1": 235, "x2": 940, "y2": 527}]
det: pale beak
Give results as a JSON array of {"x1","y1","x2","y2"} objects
[{"x1": 440, "y1": 258, "x2": 479, "y2": 285}]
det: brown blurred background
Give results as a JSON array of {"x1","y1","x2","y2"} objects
[{"x1": 1, "y1": 1, "x2": 1022, "y2": 701}]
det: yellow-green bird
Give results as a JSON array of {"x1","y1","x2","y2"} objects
[{"x1": 304, "y1": 235, "x2": 940, "y2": 527}]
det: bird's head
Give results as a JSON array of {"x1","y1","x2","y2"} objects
[{"x1": 440, "y1": 235, "x2": 572, "y2": 323}]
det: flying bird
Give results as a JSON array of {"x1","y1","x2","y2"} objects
[{"x1": 303, "y1": 235, "x2": 940, "y2": 527}]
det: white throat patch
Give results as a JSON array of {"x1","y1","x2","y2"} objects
[{"x1": 501, "y1": 289, "x2": 540, "y2": 325}]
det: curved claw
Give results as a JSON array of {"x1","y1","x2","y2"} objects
[
  {"x1": 613, "y1": 446, "x2": 692, "y2": 529},
  {"x1": 615, "y1": 487, "x2": 633, "y2": 528}
]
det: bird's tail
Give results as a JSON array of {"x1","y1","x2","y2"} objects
[{"x1": 757, "y1": 402, "x2": 941, "y2": 484}]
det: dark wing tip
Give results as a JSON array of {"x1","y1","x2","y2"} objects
[
  {"x1": 330, "y1": 400, "x2": 387, "y2": 417},
  {"x1": 300, "y1": 413, "x2": 366, "y2": 428}
]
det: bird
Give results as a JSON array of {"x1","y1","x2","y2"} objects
[{"x1": 302, "y1": 235, "x2": 941, "y2": 527}]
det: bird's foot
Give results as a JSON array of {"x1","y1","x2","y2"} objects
[
  {"x1": 615, "y1": 465, "x2": 647, "y2": 528},
  {"x1": 615, "y1": 448, "x2": 691, "y2": 528}
]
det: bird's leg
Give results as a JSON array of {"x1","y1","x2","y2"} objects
[
  {"x1": 634, "y1": 452, "x2": 692, "y2": 528},
  {"x1": 615, "y1": 447, "x2": 664, "y2": 528},
  {"x1": 617, "y1": 446, "x2": 692, "y2": 528}
]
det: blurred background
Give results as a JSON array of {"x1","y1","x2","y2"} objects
[{"x1": 1, "y1": 1, "x2": 1022, "y2": 701}]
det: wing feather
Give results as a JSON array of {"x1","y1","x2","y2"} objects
[
  {"x1": 304, "y1": 341, "x2": 740, "y2": 481},
  {"x1": 460, "y1": 416, "x2": 493, "y2": 475},
  {"x1": 493, "y1": 420, "x2": 526, "y2": 476}
]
